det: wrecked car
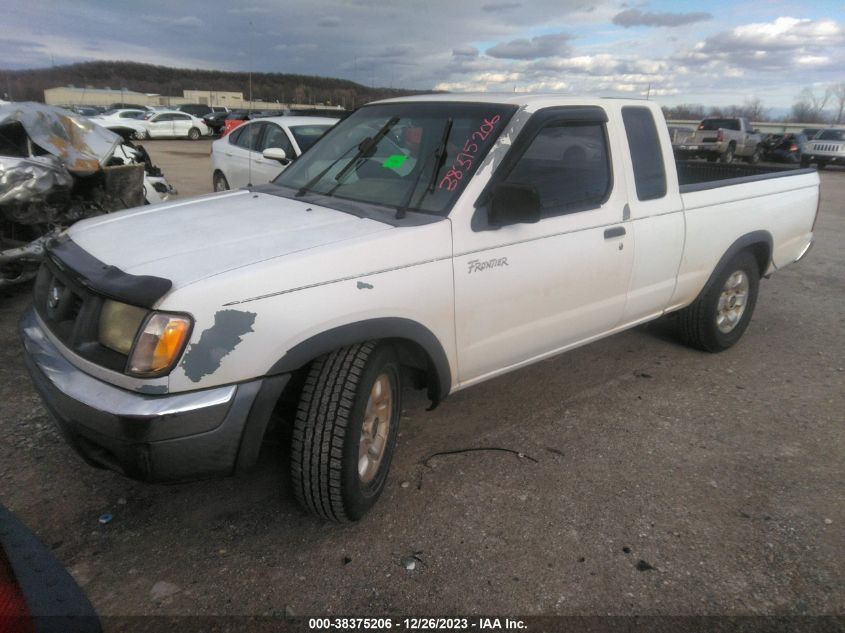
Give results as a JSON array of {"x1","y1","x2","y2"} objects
[{"x1": 0, "y1": 102, "x2": 175, "y2": 288}]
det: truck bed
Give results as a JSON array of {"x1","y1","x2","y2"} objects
[{"x1": 676, "y1": 160, "x2": 813, "y2": 193}]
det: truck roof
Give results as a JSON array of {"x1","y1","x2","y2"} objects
[{"x1": 373, "y1": 93, "x2": 652, "y2": 109}]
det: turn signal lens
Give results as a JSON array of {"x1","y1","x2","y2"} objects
[{"x1": 127, "y1": 312, "x2": 192, "y2": 376}]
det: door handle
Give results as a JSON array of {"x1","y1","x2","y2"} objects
[{"x1": 604, "y1": 226, "x2": 626, "y2": 239}]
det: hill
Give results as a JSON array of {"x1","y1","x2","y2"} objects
[{"x1": 0, "y1": 61, "x2": 429, "y2": 108}]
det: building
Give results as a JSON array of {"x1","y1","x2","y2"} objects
[
  {"x1": 43, "y1": 86, "x2": 342, "y2": 112},
  {"x1": 44, "y1": 86, "x2": 245, "y2": 108}
]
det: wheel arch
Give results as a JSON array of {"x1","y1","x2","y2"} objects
[
  {"x1": 267, "y1": 317, "x2": 452, "y2": 407},
  {"x1": 701, "y1": 230, "x2": 772, "y2": 298}
]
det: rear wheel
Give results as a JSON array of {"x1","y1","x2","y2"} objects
[
  {"x1": 291, "y1": 342, "x2": 402, "y2": 522},
  {"x1": 675, "y1": 251, "x2": 760, "y2": 352},
  {"x1": 188, "y1": 127, "x2": 201, "y2": 140},
  {"x1": 212, "y1": 172, "x2": 229, "y2": 192}
]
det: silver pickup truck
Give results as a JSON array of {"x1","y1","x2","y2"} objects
[{"x1": 674, "y1": 117, "x2": 763, "y2": 164}]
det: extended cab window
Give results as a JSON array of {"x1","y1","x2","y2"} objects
[
  {"x1": 622, "y1": 107, "x2": 667, "y2": 201},
  {"x1": 503, "y1": 122, "x2": 611, "y2": 217}
]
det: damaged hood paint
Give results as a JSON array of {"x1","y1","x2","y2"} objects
[{"x1": 67, "y1": 190, "x2": 393, "y2": 288}]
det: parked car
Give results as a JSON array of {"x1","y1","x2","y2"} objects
[
  {"x1": 674, "y1": 117, "x2": 763, "y2": 163},
  {"x1": 89, "y1": 108, "x2": 149, "y2": 139},
  {"x1": 112, "y1": 110, "x2": 210, "y2": 140},
  {"x1": 222, "y1": 110, "x2": 252, "y2": 136},
  {"x1": 800, "y1": 128, "x2": 845, "y2": 169},
  {"x1": 20, "y1": 95, "x2": 818, "y2": 523},
  {"x1": 203, "y1": 109, "x2": 232, "y2": 134},
  {"x1": 211, "y1": 116, "x2": 337, "y2": 190},
  {"x1": 69, "y1": 105, "x2": 103, "y2": 117},
  {"x1": 763, "y1": 133, "x2": 807, "y2": 163},
  {"x1": 0, "y1": 504, "x2": 101, "y2": 632},
  {"x1": 1, "y1": 102, "x2": 176, "y2": 288},
  {"x1": 177, "y1": 103, "x2": 228, "y2": 118}
]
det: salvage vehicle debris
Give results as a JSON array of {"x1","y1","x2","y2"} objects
[{"x1": 0, "y1": 102, "x2": 175, "y2": 288}]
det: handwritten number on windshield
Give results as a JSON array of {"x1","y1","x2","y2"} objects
[{"x1": 439, "y1": 115, "x2": 501, "y2": 192}]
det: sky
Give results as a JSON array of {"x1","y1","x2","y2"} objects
[{"x1": 1, "y1": 0, "x2": 844, "y2": 110}]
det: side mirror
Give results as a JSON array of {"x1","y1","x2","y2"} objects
[
  {"x1": 263, "y1": 147, "x2": 290, "y2": 164},
  {"x1": 489, "y1": 182, "x2": 541, "y2": 227}
]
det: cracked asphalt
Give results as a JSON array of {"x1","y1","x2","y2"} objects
[{"x1": 1, "y1": 140, "x2": 842, "y2": 622}]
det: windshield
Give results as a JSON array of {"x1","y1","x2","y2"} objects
[
  {"x1": 272, "y1": 102, "x2": 515, "y2": 217},
  {"x1": 816, "y1": 129, "x2": 845, "y2": 141},
  {"x1": 699, "y1": 119, "x2": 740, "y2": 131},
  {"x1": 289, "y1": 125, "x2": 333, "y2": 152}
]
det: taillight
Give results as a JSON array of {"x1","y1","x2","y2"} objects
[{"x1": 790, "y1": 144, "x2": 798, "y2": 152}]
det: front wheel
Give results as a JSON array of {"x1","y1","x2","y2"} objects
[
  {"x1": 187, "y1": 127, "x2": 201, "y2": 140},
  {"x1": 675, "y1": 251, "x2": 760, "y2": 352},
  {"x1": 132, "y1": 129, "x2": 147, "y2": 140},
  {"x1": 720, "y1": 145, "x2": 735, "y2": 163},
  {"x1": 291, "y1": 342, "x2": 402, "y2": 522}
]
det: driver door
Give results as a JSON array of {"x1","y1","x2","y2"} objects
[{"x1": 452, "y1": 107, "x2": 634, "y2": 385}]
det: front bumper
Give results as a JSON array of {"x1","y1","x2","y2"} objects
[
  {"x1": 805, "y1": 154, "x2": 844, "y2": 164},
  {"x1": 20, "y1": 309, "x2": 288, "y2": 482}
]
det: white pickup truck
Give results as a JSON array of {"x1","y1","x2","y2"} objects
[{"x1": 21, "y1": 95, "x2": 819, "y2": 522}]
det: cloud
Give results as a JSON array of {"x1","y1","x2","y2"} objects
[
  {"x1": 486, "y1": 32, "x2": 573, "y2": 60},
  {"x1": 452, "y1": 46, "x2": 479, "y2": 58},
  {"x1": 612, "y1": 8, "x2": 711, "y2": 28},
  {"x1": 482, "y1": 2, "x2": 521, "y2": 11}
]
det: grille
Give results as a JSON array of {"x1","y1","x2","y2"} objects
[
  {"x1": 33, "y1": 257, "x2": 129, "y2": 373},
  {"x1": 811, "y1": 143, "x2": 845, "y2": 153}
]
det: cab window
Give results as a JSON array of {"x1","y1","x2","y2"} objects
[{"x1": 503, "y1": 122, "x2": 611, "y2": 217}]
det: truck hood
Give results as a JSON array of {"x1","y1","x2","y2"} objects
[{"x1": 67, "y1": 190, "x2": 392, "y2": 288}]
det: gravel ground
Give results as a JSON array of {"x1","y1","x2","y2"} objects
[{"x1": 0, "y1": 141, "x2": 842, "y2": 623}]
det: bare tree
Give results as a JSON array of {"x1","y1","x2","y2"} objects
[
  {"x1": 832, "y1": 82, "x2": 845, "y2": 124},
  {"x1": 791, "y1": 86, "x2": 832, "y2": 123}
]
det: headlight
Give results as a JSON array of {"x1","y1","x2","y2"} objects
[
  {"x1": 127, "y1": 312, "x2": 193, "y2": 377},
  {"x1": 99, "y1": 300, "x2": 148, "y2": 355}
]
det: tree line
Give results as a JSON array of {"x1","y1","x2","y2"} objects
[
  {"x1": 0, "y1": 61, "x2": 428, "y2": 109},
  {"x1": 663, "y1": 84, "x2": 845, "y2": 124}
]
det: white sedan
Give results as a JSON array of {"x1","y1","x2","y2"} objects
[
  {"x1": 89, "y1": 109, "x2": 149, "y2": 139},
  {"x1": 210, "y1": 116, "x2": 337, "y2": 191},
  {"x1": 95, "y1": 110, "x2": 210, "y2": 141}
]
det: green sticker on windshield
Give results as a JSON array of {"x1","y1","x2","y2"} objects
[{"x1": 383, "y1": 154, "x2": 408, "y2": 170}]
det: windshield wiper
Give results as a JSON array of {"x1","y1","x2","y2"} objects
[
  {"x1": 295, "y1": 117, "x2": 399, "y2": 198},
  {"x1": 333, "y1": 117, "x2": 400, "y2": 185},
  {"x1": 395, "y1": 118, "x2": 453, "y2": 220}
]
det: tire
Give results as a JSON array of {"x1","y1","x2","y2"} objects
[
  {"x1": 675, "y1": 251, "x2": 760, "y2": 353},
  {"x1": 212, "y1": 171, "x2": 229, "y2": 192},
  {"x1": 745, "y1": 145, "x2": 761, "y2": 164},
  {"x1": 188, "y1": 127, "x2": 201, "y2": 140},
  {"x1": 291, "y1": 342, "x2": 402, "y2": 522},
  {"x1": 719, "y1": 144, "x2": 735, "y2": 163},
  {"x1": 132, "y1": 129, "x2": 146, "y2": 140}
]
